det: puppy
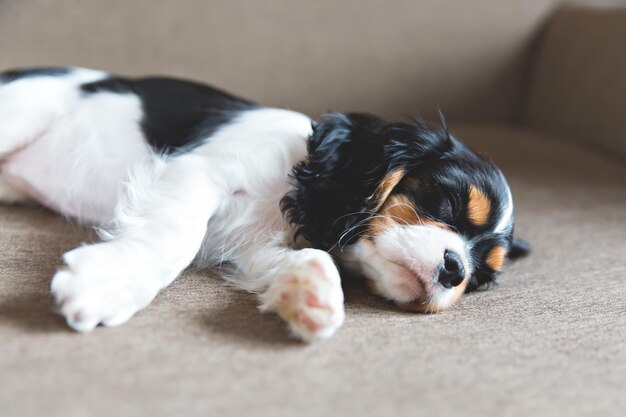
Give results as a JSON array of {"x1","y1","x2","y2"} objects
[{"x1": 0, "y1": 67, "x2": 529, "y2": 341}]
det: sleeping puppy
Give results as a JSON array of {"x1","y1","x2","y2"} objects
[{"x1": 0, "y1": 67, "x2": 529, "y2": 341}]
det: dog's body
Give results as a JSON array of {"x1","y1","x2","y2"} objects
[{"x1": 0, "y1": 67, "x2": 527, "y2": 341}]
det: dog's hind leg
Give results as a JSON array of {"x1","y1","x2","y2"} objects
[
  {"x1": 0, "y1": 74, "x2": 76, "y2": 206},
  {"x1": 0, "y1": 68, "x2": 105, "y2": 158},
  {"x1": 0, "y1": 76, "x2": 72, "y2": 157},
  {"x1": 0, "y1": 68, "x2": 109, "y2": 211}
]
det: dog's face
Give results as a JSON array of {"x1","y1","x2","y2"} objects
[
  {"x1": 282, "y1": 112, "x2": 529, "y2": 312},
  {"x1": 352, "y1": 148, "x2": 519, "y2": 312}
]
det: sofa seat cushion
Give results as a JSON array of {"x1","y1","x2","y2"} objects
[{"x1": 0, "y1": 125, "x2": 624, "y2": 417}]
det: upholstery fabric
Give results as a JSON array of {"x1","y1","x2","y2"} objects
[
  {"x1": 526, "y1": 5, "x2": 626, "y2": 158},
  {"x1": 1, "y1": 126, "x2": 624, "y2": 417},
  {"x1": 0, "y1": 0, "x2": 564, "y2": 122}
]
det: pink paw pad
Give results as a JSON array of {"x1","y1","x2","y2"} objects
[{"x1": 264, "y1": 256, "x2": 345, "y2": 341}]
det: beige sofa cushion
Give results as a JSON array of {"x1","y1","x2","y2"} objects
[
  {"x1": 0, "y1": 0, "x2": 565, "y2": 123},
  {"x1": 1, "y1": 126, "x2": 624, "y2": 417},
  {"x1": 526, "y1": 5, "x2": 626, "y2": 158}
]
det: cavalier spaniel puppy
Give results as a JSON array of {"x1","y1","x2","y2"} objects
[{"x1": 0, "y1": 67, "x2": 529, "y2": 341}]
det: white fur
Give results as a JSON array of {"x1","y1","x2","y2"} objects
[
  {"x1": 259, "y1": 248, "x2": 344, "y2": 342},
  {"x1": 0, "y1": 71, "x2": 345, "y2": 341},
  {"x1": 0, "y1": 68, "x2": 106, "y2": 157},
  {"x1": 339, "y1": 224, "x2": 470, "y2": 310},
  {"x1": 0, "y1": 69, "x2": 149, "y2": 222},
  {"x1": 494, "y1": 172, "x2": 514, "y2": 234},
  {"x1": 52, "y1": 154, "x2": 222, "y2": 331},
  {"x1": 0, "y1": 68, "x2": 474, "y2": 340}
]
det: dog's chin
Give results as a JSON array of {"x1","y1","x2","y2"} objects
[
  {"x1": 356, "y1": 249, "x2": 466, "y2": 313},
  {"x1": 395, "y1": 280, "x2": 468, "y2": 313},
  {"x1": 343, "y1": 239, "x2": 469, "y2": 313}
]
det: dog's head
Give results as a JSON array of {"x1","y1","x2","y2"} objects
[{"x1": 282, "y1": 112, "x2": 529, "y2": 312}]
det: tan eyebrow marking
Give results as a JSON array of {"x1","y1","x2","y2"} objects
[
  {"x1": 467, "y1": 185, "x2": 491, "y2": 226},
  {"x1": 370, "y1": 169, "x2": 405, "y2": 211},
  {"x1": 382, "y1": 194, "x2": 421, "y2": 225},
  {"x1": 485, "y1": 246, "x2": 507, "y2": 271},
  {"x1": 368, "y1": 194, "x2": 451, "y2": 236}
]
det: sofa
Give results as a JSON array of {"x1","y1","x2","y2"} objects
[{"x1": 0, "y1": 1, "x2": 624, "y2": 416}]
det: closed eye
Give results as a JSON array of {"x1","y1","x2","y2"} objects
[
  {"x1": 439, "y1": 191, "x2": 461, "y2": 223},
  {"x1": 439, "y1": 198, "x2": 453, "y2": 221},
  {"x1": 447, "y1": 191, "x2": 462, "y2": 220}
]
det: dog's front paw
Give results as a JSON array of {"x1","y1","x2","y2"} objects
[
  {"x1": 51, "y1": 244, "x2": 159, "y2": 332},
  {"x1": 261, "y1": 257, "x2": 345, "y2": 342}
]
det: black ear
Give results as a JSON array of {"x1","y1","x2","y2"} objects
[
  {"x1": 507, "y1": 238, "x2": 531, "y2": 260},
  {"x1": 281, "y1": 112, "x2": 388, "y2": 248},
  {"x1": 281, "y1": 112, "x2": 455, "y2": 250},
  {"x1": 305, "y1": 113, "x2": 355, "y2": 184},
  {"x1": 305, "y1": 112, "x2": 387, "y2": 182}
]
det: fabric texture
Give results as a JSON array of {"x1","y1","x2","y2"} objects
[
  {"x1": 1, "y1": 2, "x2": 625, "y2": 416},
  {"x1": 0, "y1": 0, "x2": 564, "y2": 123},
  {"x1": 526, "y1": 5, "x2": 626, "y2": 158},
  {"x1": 1, "y1": 126, "x2": 624, "y2": 417}
]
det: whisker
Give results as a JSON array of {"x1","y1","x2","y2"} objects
[{"x1": 330, "y1": 213, "x2": 399, "y2": 251}]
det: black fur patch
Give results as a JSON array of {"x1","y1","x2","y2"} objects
[
  {"x1": 282, "y1": 113, "x2": 472, "y2": 248},
  {"x1": 81, "y1": 76, "x2": 257, "y2": 154},
  {"x1": 0, "y1": 67, "x2": 70, "y2": 83},
  {"x1": 282, "y1": 112, "x2": 522, "y2": 291},
  {"x1": 508, "y1": 238, "x2": 531, "y2": 259}
]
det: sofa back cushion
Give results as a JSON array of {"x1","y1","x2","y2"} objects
[
  {"x1": 526, "y1": 6, "x2": 626, "y2": 158},
  {"x1": 0, "y1": 0, "x2": 563, "y2": 123}
]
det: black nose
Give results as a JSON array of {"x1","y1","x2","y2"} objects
[{"x1": 439, "y1": 250, "x2": 465, "y2": 289}]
